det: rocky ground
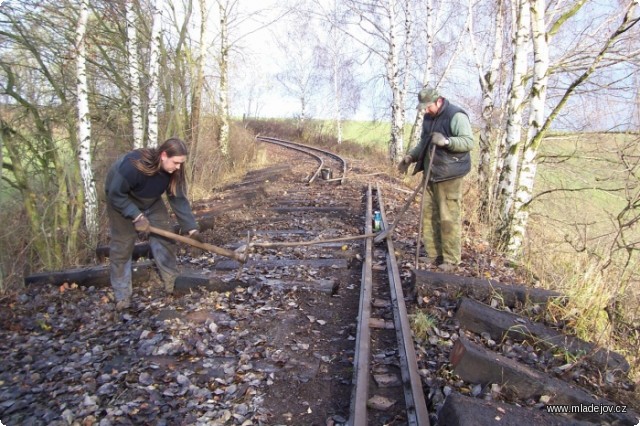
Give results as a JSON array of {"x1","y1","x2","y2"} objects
[{"x1": 1, "y1": 144, "x2": 639, "y2": 426}]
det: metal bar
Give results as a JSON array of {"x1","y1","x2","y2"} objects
[
  {"x1": 348, "y1": 184, "x2": 374, "y2": 426},
  {"x1": 257, "y1": 136, "x2": 348, "y2": 184},
  {"x1": 376, "y1": 183, "x2": 431, "y2": 426}
]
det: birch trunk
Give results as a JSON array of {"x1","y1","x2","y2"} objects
[
  {"x1": 497, "y1": 0, "x2": 530, "y2": 236},
  {"x1": 127, "y1": 0, "x2": 144, "y2": 148},
  {"x1": 217, "y1": 1, "x2": 230, "y2": 157},
  {"x1": 189, "y1": 0, "x2": 207, "y2": 181},
  {"x1": 505, "y1": 0, "x2": 548, "y2": 255},
  {"x1": 76, "y1": 0, "x2": 99, "y2": 247},
  {"x1": 330, "y1": 5, "x2": 343, "y2": 145},
  {"x1": 147, "y1": 0, "x2": 162, "y2": 148},
  {"x1": 503, "y1": 0, "x2": 635, "y2": 256},
  {"x1": 507, "y1": 0, "x2": 640, "y2": 256},
  {"x1": 332, "y1": 52, "x2": 342, "y2": 144},
  {"x1": 408, "y1": 0, "x2": 434, "y2": 151},
  {"x1": 386, "y1": 0, "x2": 408, "y2": 162},
  {"x1": 469, "y1": 0, "x2": 505, "y2": 221}
]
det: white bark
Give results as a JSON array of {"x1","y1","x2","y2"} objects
[
  {"x1": 497, "y1": 0, "x2": 530, "y2": 227},
  {"x1": 76, "y1": 0, "x2": 99, "y2": 245},
  {"x1": 147, "y1": 0, "x2": 162, "y2": 148},
  {"x1": 506, "y1": 0, "x2": 549, "y2": 255},
  {"x1": 330, "y1": 0, "x2": 343, "y2": 144},
  {"x1": 318, "y1": 0, "x2": 360, "y2": 145},
  {"x1": 332, "y1": 49, "x2": 342, "y2": 144},
  {"x1": 190, "y1": 0, "x2": 207, "y2": 162},
  {"x1": 126, "y1": 0, "x2": 144, "y2": 149},
  {"x1": 217, "y1": 0, "x2": 230, "y2": 157},
  {"x1": 469, "y1": 0, "x2": 505, "y2": 219},
  {"x1": 408, "y1": 0, "x2": 434, "y2": 150},
  {"x1": 385, "y1": 0, "x2": 412, "y2": 161}
]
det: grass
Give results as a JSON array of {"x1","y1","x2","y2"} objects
[
  {"x1": 522, "y1": 132, "x2": 640, "y2": 380},
  {"x1": 410, "y1": 311, "x2": 437, "y2": 341}
]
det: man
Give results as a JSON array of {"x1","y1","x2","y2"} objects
[
  {"x1": 105, "y1": 137, "x2": 203, "y2": 310},
  {"x1": 398, "y1": 87, "x2": 474, "y2": 272}
]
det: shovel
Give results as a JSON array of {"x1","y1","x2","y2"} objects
[
  {"x1": 374, "y1": 144, "x2": 436, "y2": 243},
  {"x1": 148, "y1": 226, "x2": 248, "y2": 263}
]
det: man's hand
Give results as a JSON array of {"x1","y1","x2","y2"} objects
[
  {"x1": 431, "y1": 132, "x2": 449, "y2": 147},
  {"x1": 188, "y1": 230, "x2": 204, "y2": 257},
  {"x1": 133, "y1": 214, "x2": 150, "y2": 240},
  {"x1": 397, "y1": 155, "x2": 413, "y2": 174}
]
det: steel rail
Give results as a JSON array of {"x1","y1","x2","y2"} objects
[
  {"x1": 376, "y1": 182, "x2": 430, "y2": 426},
  {"x1": 256, "y1": 136, "x2": 325, "y2": 183},
  {"x1": 256, "y1": 136, "x2": 347, "y2": 184},
  {"x1": 348, "y1": 183, "x2": 374, "y2": 426}
]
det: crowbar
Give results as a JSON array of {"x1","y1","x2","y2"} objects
[
  {"x1": 149, "y1": 226, "x2": 247, "y2": 263},
  {"x1": 374, "y1": 144, "x2": 436, "y2": 243}
]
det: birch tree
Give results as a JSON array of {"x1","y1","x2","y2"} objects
[
  {"x1": 164, "y1": 0, "x2": 193, "y2": 139},
  {"x1": 496, "y1": 0, "x2": 530, "y2": 235},
  {"x1": 468, "y1": 0, "x2": 507, "y2": 221},
  {"x1": 147, "y1": 0, "x2": 162, "y2": 148},
  {"x1": 387, "y1": 0, "x2": 412, "y2": 162},
  {"x1": 0, "y1": 1, "x2": 85, "y2": 269},
  {"x1": 126, "y1": 0, "x2": 145, "y2": 148},
  {"x1": 217, "y1": 0, "x2": 231, "y2": 156},
  {"x1": 275, "y1": 17, "x2": 321, "y2": 132},
  {"x1": 504, "y1": 0, "x2": 640, "y2": 256},
  {"x1": 189, "y1": 0, "x2": 208, "y2": 159},
  {"x1": 315, "y1": 0, "x2": 361, "y2": 144},
  {"x1": 76, "y1": 0, "x2": 99, "y2": 247},
  {"x1": 344, "y1": 0, "x2": 414, "y2": 162},
  {"x1": 407, "y1": 0, "x2": 434, "y2": 150},
  {"x1": 0, "y1": 124, "x2": 4, "y2": 292}
]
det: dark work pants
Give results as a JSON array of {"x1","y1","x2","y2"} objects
[{"x1": 107, "y1": 199, "x2": 178, "y2": 302}]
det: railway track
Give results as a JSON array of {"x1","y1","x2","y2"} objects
[
  {"x1": 13, "y1": 136, "x2": 639, "y2": 426},
  {"x1": 256, "y1": 136, "x2": 348, "y2": 185},
  {"x1": 349, "y1": 183, "x2": 429, "y2": 426}
]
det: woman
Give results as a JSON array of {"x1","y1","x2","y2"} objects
[{"x1": 105, "y1": 138, "x2": 201, "y2": 310}]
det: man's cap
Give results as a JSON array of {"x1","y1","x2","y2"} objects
[{"x1": 417, "y1": 87, "x2": 439, "y2": 110}]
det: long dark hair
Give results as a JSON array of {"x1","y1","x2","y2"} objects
[{"x1": 131, "y1": 138, "x2": 189, "y2": 196}]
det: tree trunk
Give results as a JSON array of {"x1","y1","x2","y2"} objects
[
  {"x1": 76, "y1": 0, "x2": 99, "y2": 249},
  {"x1": 189, "y1": 0, "x2": 207, "y2": 186},
  {"x1": 408, "y1": 0, "x2": 433, "y2": 151},
  {"x1": 126, "y1": 0, "x2": 144, "y2": 148},
  {"x1": 218, "y1": 1, "x2": 230, "y2": 157},
  {"x1": 147, "y1": 0, "x2": 162, "y2": 148},
  {"x1": 504, "y1": 0, "x2": 639, "y2": 256},
  {"x1": 331, "y1": 26, "x2": 343, "y2": 144},
  {"x1": 469, "y1": 0, "x2": 505, "y2": 222},
  {"x1": 505, "y1": 0, "x2": 548, "y2": 256},
  {"x1": 496, "y1": 0, "x2": 530, "y2": 240},
  {"x1": 386, "y1": 0, "x2": 406, "y2": 163},
  {"x1": 0, "y1": 124, "x2": 4, "y2": 292}
]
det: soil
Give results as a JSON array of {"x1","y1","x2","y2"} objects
[{"x1": 1, "y1": 142, "x2": 638, "y2": 426}]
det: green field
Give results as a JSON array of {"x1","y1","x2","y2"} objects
[{"x1": 531, "y1": 133, "x2": 638, "y2": 254}]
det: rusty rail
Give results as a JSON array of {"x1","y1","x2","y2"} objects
[{"x1": 256, "y1": 136, "x2": 348, "y2": 184}]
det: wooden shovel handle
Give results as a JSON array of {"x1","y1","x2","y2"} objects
[{"x1": 148, "y1": 226, "x2": 246, "y2": 263}]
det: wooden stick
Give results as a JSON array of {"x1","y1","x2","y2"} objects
[
  {"x1": 148, "y1": 226, "x2": 246, "y2": 262},
  {"x1": 415, "y1": 145, "x2": 436, "y2": 265},
  {"x1": 373, "y1": 178, "x2": 424, "y2": 243}
]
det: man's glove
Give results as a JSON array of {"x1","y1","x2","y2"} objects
[
  {"x1": 397, "y1": 155, "x2": 413, "y2": 174},
  {"x1": 188, "y1": 230, "x2": 204, "y2": 257},
  {"x1": 133, "y1": 214, "x2": 150, "y2": 240},
  {"x1": 431, "y1": 132, "x2": 449, "y2": 147}
]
